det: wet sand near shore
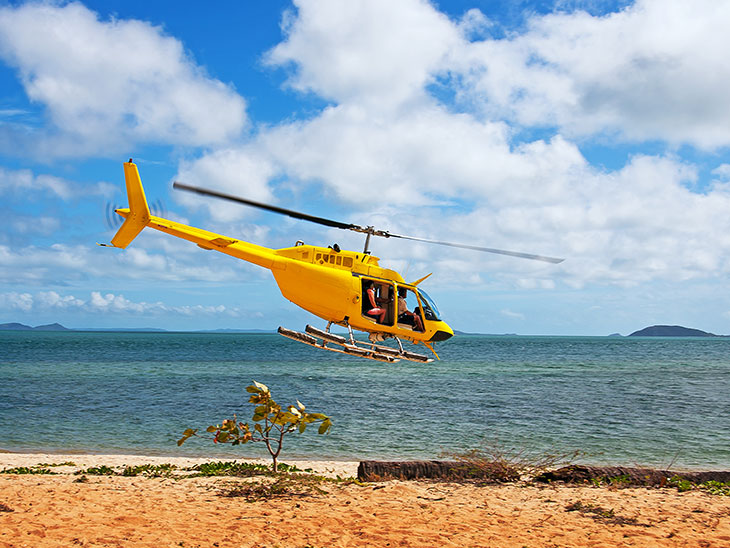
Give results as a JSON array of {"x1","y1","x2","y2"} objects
[{"x1": 1, "y1": 454, "x2": 729, "y2": 547}]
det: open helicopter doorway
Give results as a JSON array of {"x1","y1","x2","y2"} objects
[
  {"x1": 396, "y1": 286, "x2": 425, "y2": 332},
  {"x1": 361, "y1": 279, "x2": 395, "y2": 326}
]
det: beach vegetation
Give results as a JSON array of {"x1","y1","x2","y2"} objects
[
  {"x1": 701, "y1": 480, "x2": 730, "y2": 496},
  {"x1": 121, "y1": 463, "x2": 178, "y2": 477},
  {"x1": 178, "y1": 380, "x2": 332, "y2": 472},
  {"x1": 74, "y1": 465, "x2": 117, "y2": 476},
  {"x1": 668, "y1": 475, "x2": 693, "y2": 492},
  {"x1": 445, "y1": 441, "x2": 582, "y2": 483},
  {"x1": 187, "y1": 460, "x2": 311, "y2": 477},
  {"x1": 0, "y1": 466, "x2": 56, "y2": 475}
]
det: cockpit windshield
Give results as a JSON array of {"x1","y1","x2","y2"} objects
[{"x1": 416, "y1": 289, "x2": 441, "y2": 321}]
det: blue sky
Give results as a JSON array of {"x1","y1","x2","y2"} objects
[{"x1": 2, "y1": 0, "x2": 730, "y2": 335}]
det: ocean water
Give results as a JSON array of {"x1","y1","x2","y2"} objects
[{"x1": 1, "y1": 331, "x2": 728, "y2": 470}]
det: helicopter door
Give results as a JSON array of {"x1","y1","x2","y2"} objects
[{"x1": 361, "y1": 279, "x2": 395, "y2": 326}]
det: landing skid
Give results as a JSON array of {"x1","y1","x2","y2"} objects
[{"x1": 277, "y1": 325, "x2": 433, "y2": 363}]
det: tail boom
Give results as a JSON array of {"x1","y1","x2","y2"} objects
[{"x1": 105, "y1": 160, "x2": 281, "y2": 270}]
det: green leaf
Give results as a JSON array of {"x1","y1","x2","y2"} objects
[
  {"x1": 298, "y1": 421, "x2": 307, "y2": 433},
  {"x1": 177, "y1": 428, "x2": 197, "y2": 446},
  {"x1": 254, "y1": 423, "x2": 263, "y2": 434},
  {"x1": 252, "y1": 380, "x2": 269, "y2": 393},
  {"x1": 318, "y1": 419, "x2": 331, "y2": 435},
  {"x1": 206, "y1": 425, "x2": 217, "y2": 433}
]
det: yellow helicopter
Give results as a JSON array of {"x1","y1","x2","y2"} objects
[{"x1": 102, "y1": 160, "x2": 563, "y2": 363}]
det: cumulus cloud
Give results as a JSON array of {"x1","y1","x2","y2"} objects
[
  {"x1": 0, "y1": 1, "x2": 246, "y2": 156},
  {"x1": 87, "y1": 291, "x2": 232, "y2": 316},
  {"x1": 449, "y1": 0, "x2": 730, "y2": 148},
  {"x1": 0, "y1": 289, "x2": 239, "y2": 317},
  {"x1": 0, "y1": 243, "x2": 243, "y2": 286},
  {"x1": 0, "y1": 166, "x2": 115, "y2": 200},
  {"x1": 266, "y1": 0, "x2": 460, "y2": 110}
]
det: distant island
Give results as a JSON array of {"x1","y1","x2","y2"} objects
[
  {"x1": 628, "y1": 325, "x2": 723, "y2": 337},
  {"x1": 0, "y1": 322, "x2": 69, "y2": 331},
  {"x1": 0, "y1": 322, "x2": 273, "y2": 333}
]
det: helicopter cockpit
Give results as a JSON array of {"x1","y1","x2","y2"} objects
[{"x1": 361, "y1": 278, "x2": 440, "y2": 331}]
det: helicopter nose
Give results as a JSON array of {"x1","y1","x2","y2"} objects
[{"x1": 429, "y1": 329, "x2": 453, "y2": 342}]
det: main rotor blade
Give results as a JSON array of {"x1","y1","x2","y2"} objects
[
  {"x1": 173, "y1": 181, "x2": 564, "y2": 263},
  {"x1": 173, "y1": 182, "x2": 358, "y2": 231},
  {"x1": 386, "y1": 232, "x2": 565, "y2": 264}
]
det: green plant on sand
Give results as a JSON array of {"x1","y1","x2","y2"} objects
[{"x1": 178, "y1": 381, "x2": 332, "y2": 472}]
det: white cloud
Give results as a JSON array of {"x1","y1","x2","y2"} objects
[
  {"x1": 0, "y1": 242, "x2": 243, "y2": 286},
  {"x1": 0, "y1": 2, "x2": 246, "y2": 156},
  {"x1": 267, "y1": 0, "x2": 460, "y2": 110},
  {"x1": 174, "y1": 146, "x2": 278, "y2": 222},
  {"x1": 87, "y1": 291, "x2": 231, "y2": 316},
  {"x1": 0, "y1": 166, "x2": 115, "y2": 200},
  {"x1": 449, "y1": 0, "x2": 730, "y2": 148},
  {"x1": 0, "y1": 289, "x2": 238, "y2": 317},
  {"x1": 712, "y1": 164, "x2": 730, "y2": 181},
  {"x1": 0, "y1": 291, "x2": 33, "y2": 312},
  {"x1": 500, "y1": 308, "x2": 525, "y2": 320}
]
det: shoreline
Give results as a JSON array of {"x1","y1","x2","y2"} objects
[{"x1": 2, "y1": 450, "x2": 727, "y2": 474}]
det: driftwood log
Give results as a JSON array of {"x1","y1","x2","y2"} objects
[
  {"x1": 358, "y1": 460, "x2": 482, "y2": 482},
  {"x1": 357, "y1": 461, "x2": 730, "y2": 484},
  {"x1": 535, "y1": 465, "x2": 730, "y2": 485}
]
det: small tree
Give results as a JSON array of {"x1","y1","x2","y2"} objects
[{"x1": 178, "y1": 381, "x2": 332, "y2": 472}]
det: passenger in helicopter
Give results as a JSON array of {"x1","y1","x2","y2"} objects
[
  {"x1": 363, "y1": 280, "x2": 387, "y2": 323},
  {"x1": 397, "y1": 288, "x2": 424, "y2": 331}
]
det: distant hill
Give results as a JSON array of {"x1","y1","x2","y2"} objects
[
  {"x1": 0, "y1": 322, "x2": 273, "y2": 333},
  {"x1": 0, "y1": 322, "x2": 70, "y2": 331},
  {"x1": 628, "y1": 325, "x2": 719, "y2": 337}
]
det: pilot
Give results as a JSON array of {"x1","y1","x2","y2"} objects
[{"x1": 398, "y1": 288, "x2": 424, "y2": 331}]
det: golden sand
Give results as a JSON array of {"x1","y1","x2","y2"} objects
[{"x1": 1, "y1": 454, "x2": 728, "y2": 547}]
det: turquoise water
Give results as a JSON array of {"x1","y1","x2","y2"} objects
[{"x1": 1, "y1": 331, "x2": 728, "y2": 469}]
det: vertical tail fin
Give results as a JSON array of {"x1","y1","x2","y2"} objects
[{"x1": 110, "y1": 160, "x2": 151, "y2": 249}]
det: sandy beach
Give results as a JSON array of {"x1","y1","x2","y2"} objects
[{"x1": 1, "y1": 454, "x2": 729, "y2": 547}]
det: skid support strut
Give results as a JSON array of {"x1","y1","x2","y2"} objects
[{"x1": 277, "y1": 325, "x2": 432, "y2": 363}]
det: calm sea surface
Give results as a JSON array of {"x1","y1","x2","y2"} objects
[{"x1": 1, "y1": 331, "x2": 728, "y2": 469}]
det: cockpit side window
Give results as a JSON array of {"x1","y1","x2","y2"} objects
[{"x1": 416, "y1": 289, "x2": 441, "y2": 321}]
